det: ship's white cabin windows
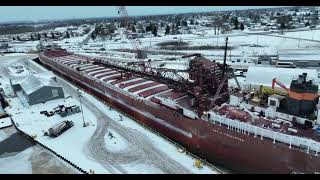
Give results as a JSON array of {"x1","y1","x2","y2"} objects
[{"x1": 267, "y1": 95, "x2": 283, "y2": 108}]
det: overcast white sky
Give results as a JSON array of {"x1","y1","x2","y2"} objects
[{"x1": 0, "y1": 6, "x2": 281, "y2": 23}]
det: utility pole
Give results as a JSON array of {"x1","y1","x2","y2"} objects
[
  {"x1": 222, "y1": 37, "x2": 228, "y2": 76},
  {"x1": 77, "y1": 89, "x2": 88, "y2": 127},
  {"x1": 298, "y1": 32, "x2": 301, "y2": 48}
]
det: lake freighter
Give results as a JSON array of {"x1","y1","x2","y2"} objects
[{"x1": 38, "y1": 47, "x2": 320, "y2": 174}]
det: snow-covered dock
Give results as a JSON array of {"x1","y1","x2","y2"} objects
[{"x1": 2, "y1": 56, "x2": 222, "y2": 174}]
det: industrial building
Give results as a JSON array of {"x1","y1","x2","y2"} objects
[
  {"x1": 245, "y1": 66, "x2": 318, "y2": 90},
  {"x1": 277, "y1": 49, "x2": 320, "y2": 68},
  {"x1": 10, "y1": 72, "x2": 64, "y2": 105}
]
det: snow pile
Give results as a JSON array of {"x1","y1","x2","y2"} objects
[{"x1": 104, "y1": 129, "x2": 128, "y2": 153}]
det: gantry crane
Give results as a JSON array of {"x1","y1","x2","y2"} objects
[{"x1": 117, "y1": 6, "x2": 147, "y2": 60}]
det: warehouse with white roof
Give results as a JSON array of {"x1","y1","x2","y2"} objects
[{"x1": 9, "y1": 72, "x2": 64, "y2": 105}]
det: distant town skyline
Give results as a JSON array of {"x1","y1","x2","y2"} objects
[{"x1": 0, "y1": 6, "x2": 283, "y2": 23}]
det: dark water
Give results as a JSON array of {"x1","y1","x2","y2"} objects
[{"x1": 0, "y1": 132, "x2": 35, "y2": 156}]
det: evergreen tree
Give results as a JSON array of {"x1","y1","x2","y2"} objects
[
  {"x1": 120, "y1": 20, "x2": 126, "y2": 28},
  {"x1": 66, "y1": 31, "x2": 70, "y2": 38},
  {"x1": 152, "y1": 25, "x2": 158, "y2": 36},
  {"x1": 190, "y1": 19, "x2": 194, "y2": 25},
  {"x1": 44, "y1": 33, "x2": 47, "y2": 39},
  {"x1": 30, "y1": 34, "x2": 34, "y2": 41},
  {"x1": 165, "y1": 25, "x2": 170, "y2": 35},
  {"x1": 171, "y1": 23, "x2": 176, "y2": 34},
  {"x1": 146, "y1": 22, "x2": 152, "y2": 32},
  {"x1": 176, "y1": 19, "x2": 181, "y2": 27},
  {"x1": 132, "y1": 25, "x2": 136, "y2": 33},
  {"x1": 240, "y1": 23, "x2": 244, "y2": 31},
  {"x1": 91, "y1": 32, "x2": 96, "y2": 40},
  {"x1": 181, "y1": 20, "x2": 188, "y2": 27},
  {"x1": 37, "y1": 33, "x2": 41, "y2": 40},
  {"x1": 12, "y1": 36, "x2": 15, "y2": 41},
  {"x1": 280, "y1": 22, "x2": 286, "y2": 29},
  {"x1": 233, "y1": 17, "x2": 239, "y2": 30},
  {"x1": 305, "y1": 21, "x2": 310, "y2": 27}
]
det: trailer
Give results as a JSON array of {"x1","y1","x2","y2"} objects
[{"x1": 47, "y1": 120, "x2": 74, "y2": 137}]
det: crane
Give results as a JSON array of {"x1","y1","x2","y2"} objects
[
  {"x1": 117, "y1": 6, "x2": 147, "y2": 60},
  {"x1": 272, "y1": 78, "x2": 289, "y2": 92}
]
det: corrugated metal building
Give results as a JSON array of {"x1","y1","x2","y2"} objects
[
  {"x1": 277, "y1": 49, "x2": 320, "y2": 67},
  {"x1": 10, "y1": 72, "x2": 64, "y2": 105}
]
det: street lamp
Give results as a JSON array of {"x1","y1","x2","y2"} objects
[{"x1": 77, "y1": 89, "x2": 88, "y2": 127}]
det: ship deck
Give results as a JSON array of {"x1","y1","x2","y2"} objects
[
  {"x1": 216, "y1": 104, "x2": 320, "y2": 142},
  {"x1": 44, "y1": 49, "x2": 320, "y2": 143},
  {"x1": 47, "y1": 51, "x2": 195, "y2": 106}
]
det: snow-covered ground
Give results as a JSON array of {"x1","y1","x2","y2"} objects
[
  {"x1": 73, "y1": 28, "x2": 320, "y2": 67},
  {"x1": 7, "y1": 95, "x2": 108, "y2": 173},
  {"x1": 271, "y1": 29, "x2": 320, "y2": 41},
  {"x1": 0, "y1": 148, "x2": 33, "y2": 174},
  {"x1": 0, "y1": 117, "x2": 12, "y2": 129}
]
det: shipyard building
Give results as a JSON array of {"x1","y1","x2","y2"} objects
[
  {"x1": 277, "y1": 49, "x2": 320, "y2": 68},
  {"x1": 9, "y1": 72, "x2": 64, "y2": 105}
]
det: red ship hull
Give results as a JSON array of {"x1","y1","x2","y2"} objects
[{"x1": 38, "y1": 54, "x2": 320, "y2": 174}]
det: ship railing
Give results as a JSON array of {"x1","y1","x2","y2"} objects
[{"x1": 209, "y1": 112, "x2": 320, "y2": 155}]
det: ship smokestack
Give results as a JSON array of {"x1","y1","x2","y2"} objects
[
  {"x1": 298, "y1": 75, "x2": 303, "y2": 84},
  {"x1": 302, "y1": 73, "x2": 307, "y2": 83}
]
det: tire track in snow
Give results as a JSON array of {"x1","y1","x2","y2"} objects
[{"x1": 57, "y1": 77, "x2": 191, "y2": 174}]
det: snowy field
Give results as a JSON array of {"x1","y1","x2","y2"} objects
[
  {"x1": 272, "y1": 29, "x2": 320, "y2": 41},
  {"x1": 0, "y1": 54, "x2": 222, "y2": 174}
]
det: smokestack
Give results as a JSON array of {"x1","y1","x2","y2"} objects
[
  {"x1": 298, "y1": 75, "x2": 303, "y2": 84},
  {"x1": 303, "y1": 73, "x2": 307, "y2": 83}
]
